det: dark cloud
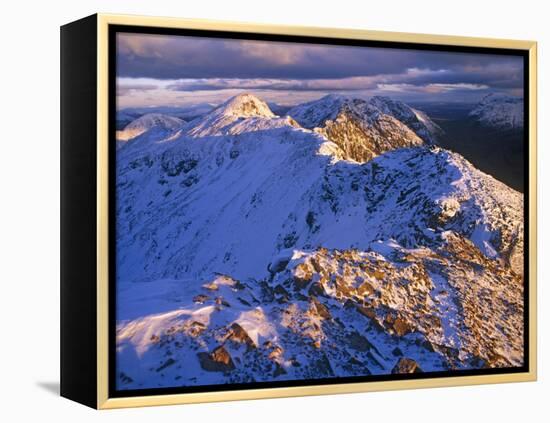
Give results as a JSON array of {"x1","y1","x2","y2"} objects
[
  {"x1": 166, "y1": 78, "x2": 376, "y2": 92},
  {"x1": 163, "y1": 65, "x2": 521, "y2": 93},
  {"x1": 116, "y1": 33, "x2": 524, "y2": 90},
  {"x1": 116, "y1": 33, "x2": 524, "y2": 106}
]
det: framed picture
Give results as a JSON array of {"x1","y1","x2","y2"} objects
[{"x1": 60, "y1": 14, "x2": 537, "y2": 409}]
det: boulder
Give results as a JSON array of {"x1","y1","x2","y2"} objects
[
  {"x1": 393, "y1": 317, "x2": 412, "y2": 336},
  {"x1": 226, "y1": 322, "x2": 256, "y2": 349},
  {"x1": 197, "y1": 346, "x2": 235, "y2": 372},
  {"x1": 357, "y1": 280, "x2": 375, "y2": 297},
  {"x1": 347, "y1": 331, "x2": 373, "y2": 352},
  {"x1": 293, "y1": 262, "x2": 314, "y2": 289},
  {"x1": 391, "y1": 357, "x2": 423, "y2": 374}
]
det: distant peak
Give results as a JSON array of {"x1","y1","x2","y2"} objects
[
  {"x1": 117, "y1": 113, "x2": 184, "y2": 141},
  {"x1": 478, "y1": 93, "x2": 522, "y2": 104},
  {"x1": 216, "y1": 93, "x2": 275, "y2": 118},
  {"x1": 320, "y1": 93, "x2": 349, "y2": 102},
  {"x1": 369, "y1": 96, "x2": 406, "y2": 109},
  {"x1": 469, "y1": 93, "x2": 523, "y2": 129},
  {"x1": 127, "y1": 113, "x2": 184, "y2": 127},
  {"x1": 370, "y1": 95, "x2": 393, "y2": 102}
]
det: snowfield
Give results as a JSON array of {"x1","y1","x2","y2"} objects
[{"x1": 115, "y1": 93, "x2": 524, "y2": 390}]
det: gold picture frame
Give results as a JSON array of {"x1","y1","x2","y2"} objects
[{"x1": 60, "y1": 13, "x2": 537, "y2": 409}]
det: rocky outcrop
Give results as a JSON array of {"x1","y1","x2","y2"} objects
[
  {"x1": 225, "y1": 323, "x2": 256, "y2": 349},
  {"x1": 392, "y1": 357, "x2": 423, "y2": 374},
  {"x1": 197, "y1": 346, "x2": 235, "y2": 372}
]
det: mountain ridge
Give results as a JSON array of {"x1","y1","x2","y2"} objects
[
  {"x1": 114, "y1": 93, "x2": 524, "y2": 390},
  {"x1": 116, "y1": 113, "x2": 185, "y2": 143}
]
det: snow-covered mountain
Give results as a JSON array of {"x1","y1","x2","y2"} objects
[
  {"x1": 287, "y1": 94, "x2": 350, "y2": 129},
  {"x1": 288, "y1": 95, "x2": 442, "y2": 162},
  {"x1": 115, "y1": 93, "x2": 524, "y2": 390},
  {"x1": 469, "y1": 93, "x2": 524, "y2": 130},
  {"x1": 185, "y1": 93, "x2": 301, "y2": 138},
  {"x1": 116, "y1": 113, "x2": 185, "y2": 145},
  {"x1": 117, "y1": 103, "x2": 215, "y2": 126},
  {"x1": 368, "y1": 96, "x2": 443, "y2": 144}
]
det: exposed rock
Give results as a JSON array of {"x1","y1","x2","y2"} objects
[
  {"x1": 311, "y1": 297, "x2": 331, "y2": 319},
  {"x1": 391, "y1": 357, "x2": 423, "y2": 374},
  {"x1": 268, "y1": 345, "x2": 284, "y2": 361},
  {"x1": 393, "y1": 317, "x2": 412, "y2": 337},
  {"x1": 357, "y1": 280, "x2": 375, "y2": 297},
  {"x1": 225, "y1": 322, "x2": 256, "y2": 349},
  {"x1": 197, "y1": 346, "x2": 235, "y2": 372},
  {"x1": 356, "y1": 305, "x2": 377, "y2": 319},
  {"x1": 347, "y1": 331, "x2": 373, "y2": 352},
  {"x1": 185, "y1": 321, "x2": 206, "y2": 337},
  {"x1": 193, "y1": 294, "x2": 209, "y2": 304},
  {"x1": 293, "y1": 262, "x2": 313, "y2": 289},
  {"x1": 202, "y1": 282, "x2": 219, "y2": 291}
]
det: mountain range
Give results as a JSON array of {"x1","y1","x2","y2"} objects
[{"x1": 114, "y1": 93, "x2": 524, "y2": 390}]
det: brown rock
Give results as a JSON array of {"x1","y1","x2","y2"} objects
[
  {"x1": 187, "y1": 321, "x2": 206, "y2": 337},
  {"x1": 197, "y1": 346, "x2": 235, "y2": 372},
  {"x1": 293, "y1": 263, "x2": 313, "y2": 290},
  {"x1": 226, "y1": 322, "x2": 256, "y2": 349},
  {"x1": 393, "y1": 317, "x2": 412, "y2": 337},
  {"x1": 372, "y1": 270, "x2": 385, "y2": 280},
  {"x1": 356, "y1": 305, "x2": 377, "y2": 319},
  {"x1": 311, "y1": 297, "x2": 331, "y2": 319},
  {"x1": 334, "y1": 276, "x2": 353, "y2": 297},
  {"x1": 202, "y1": 282, "x2": 218, "y2": 291},
  {"x1": 268, "y1": 345, "x2": 284, "y2": 360},
  {"x1": 357, "y1": 281, "x2": 375, "y2": 297},
  {"x1": 193, "y1": 294, "x2": 209, "y2": 304},
  {"x1": 391, "y1": 357, "x2": 423, "y2": 374}
]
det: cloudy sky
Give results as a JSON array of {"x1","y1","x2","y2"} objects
[{"x1": 116, "y1": 32, "x2": 524, "y2": 109}]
